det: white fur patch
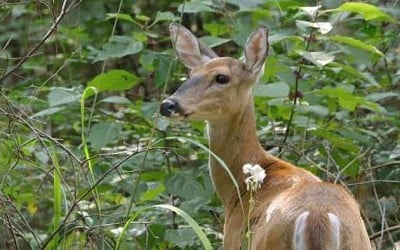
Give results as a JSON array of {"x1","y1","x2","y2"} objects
[
  {"x1": 265, "y1": 202, "x2": 278, "y2": 223},
  {"x1": 293, "y1": 211, "x2": 310, "y2": 250},
  {"x1": 328, "y1": 213, "x2": 341, "y2": 250}
]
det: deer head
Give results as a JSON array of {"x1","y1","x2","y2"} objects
[{"x1": 160, "y1": 23, "x2": 269, "y2": 122}]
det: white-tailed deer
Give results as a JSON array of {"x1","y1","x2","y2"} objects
[{"x1": 160, "y1": 23, "x2": 371, "y2": 250}]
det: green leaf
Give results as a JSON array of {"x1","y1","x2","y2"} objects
[
  {"x1": 268, "y1": 33, "x2": 303, "y2": 44},
  {"x1": 91, "y1": 36, "x2": 143, "y2": 62},
  {"x1": 154, "y1": 55, "x2": 173, "y2": 87},
  {"x1": 153, "y1": 204, "x2": 213, "y2": 250},
  {"x1": 135, "y1": 14, "x2": 150, "y2": 22},
  {"x1": 152, "y1": 11, "x2": 179, "y2": 24},
  {"x1": 295, "y1": 20, "x2": 332, "y2": 34},
  {"x1": 165, "y1": 172, "x2": 208, "y2": 200},
  {"x1": 297, "y1": 51, "x2": 335, "y2": 68},
  {"x1": 106, "y1": 13, "x2": 135, "y2": 23},
  {"x1": 88, "y1": 122, "x2": 123, "y2": 149},
  {"x1": 178, "y1": 2, "x2": 217, "y2": 13},
  {"x1": 318, "y1": 87, "x2": 360, "y2": 111},
  {"x1": 165, "y1": 228, "x2": 198, "y2": 248},
  {"x1": 334, "y1": 2, "x2": 396, "y2": 23},
  {"x1": 366, "y1": 92, "x2": 399, "y2": 102},
  {"x1": 329, "y1": 36, "x2": 384, "y2": 57},
  {"x1": 253, "y1": 82, "x2": 290, "y2": 98},
  {"x1": 225, "y1": 0, "x2": 266, "y2": 10},
  {"x1": 48, "y1": 87, "x2": 81, "y2": 107},
  {"x1": 86, "y1": 70, "x2": 138, "y2": 98},
  {"x1": 311, "y1": 129, "x2": 359, "y2": 152},
  {"x1": 298, "y1": 105, "x2": 329, "y2": 117},
  {"x1": 200, "y1": 36, "x2": 231, "y2": 48}
]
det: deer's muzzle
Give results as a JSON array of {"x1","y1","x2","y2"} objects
[{"x1": 160, "y1": 98, "x2": 182, "y2": 117}]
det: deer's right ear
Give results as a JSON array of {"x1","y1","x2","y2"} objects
[
  {"x1": 169, "y1": 23, "x2": 216, "y2": 69},
  {"x1": 244, "y1": 27, "x2": 269, "y2": 80}
]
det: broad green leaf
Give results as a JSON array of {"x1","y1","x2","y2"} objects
[
  {"x1": 366, "y1": 92, "x2": 399, "y2": 102},
  {"x1": 152, "y1": 11, "x2": 179, "y2": 24},
  {"x1": 329, "y1": 36, "x2": 384, "y2": 57},
  {"x1": 253, "y1": 82, "x2": 290, "y2": 98},
  {"x1": 200, "y1": 36, "x2": 231, "y2": 47},
  {"x1": 268, "y1": 33, "x2": 303, "y2": 44},
  {"x1": 91, "y1": 36, "x2": 143, "y2": 62},
  {"x1": 165, "y1": 228, "x2": 197, "y2": 248},
  {"x1": 48, "y1": 87, "x2": 81, "y2": 107},
  {"x1": 296, "y1": 20, "x2": 332, "y2": 34},
  {"x1": 225, "y1": 0, "x2": 266, "y2": 10},
  {"x1": 88, "y1": 122, "x2": 123, "y2": 149},
  {"x1": 178, "y1": 2, "x2": 216, "y2": 13},
  {"x1": 268, "y1": 104, "x2": 292, "y2": 120},
  {"x1": 135, "y1": 14, "x2": 150, "y2": 22},
  {"x1": 154, "y1": 55, "x2": 173, "y2": 87},
  {"x1": 311, "y1": 129, "x2": 359, "y2": 152},
  {"x1": 297, "y1": 51, "x2": 335, "y2": 68},
  {"x1": 86, "y1": 70, "x2": 138, "y2": 98},
  {"x1": 298, "y1": 105, "x2": 329, "y2": 117},
  {"x1": 334, "y1": 2, "x2": 396, "y2": 23},
  {"x1": 106, "y1": 13, "x2": 135, "y2": 23},
  {"x1": 203, "y1": 22, "x2": 230, "y2": 36},
  {"x1": 140, "y1": 183, "x2": 165, "y2": 201},
  {"x1": 318, "y1": 87, "x2": 360, "y2": 111},
  {"x1": 153, "y1": 204, "x2": 213, "y2": 250},
  {"x1": 165, "y1": 172, "x2": 209, "y2": 200}
]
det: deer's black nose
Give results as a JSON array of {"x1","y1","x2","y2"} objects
[{"x1": 160, "y1": 98, "x2": 179, "y2": 117}]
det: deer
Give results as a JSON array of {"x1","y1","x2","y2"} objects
[{"x1": 159, "y1": 23, "x2": 371, "y2": 250}]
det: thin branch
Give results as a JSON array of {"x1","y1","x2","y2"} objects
[
  {"x1": 369, "y1": 225, "x2": 400, "y2": 240},
  {"x1": 281, "y1": 27, "x2": 315, "y2": 150},
  {"x1": 0, "y1": 0, "x2": 70, "y2": 83},
  {"x1": 40, "y1": 149, "x2": 144, "y2": 249}
]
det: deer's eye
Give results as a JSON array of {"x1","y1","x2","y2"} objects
[{"x1": 215, "y1": 74, "x2": 230, "y2": 85}]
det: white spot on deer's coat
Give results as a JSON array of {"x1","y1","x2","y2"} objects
[
  {"x1": 328, "y1": 213, "x2": 341, "y2": 250},
  {"x1": 265, "y1": 201, "x2": 279, "y2": 223},
  {"x1": 293, "y1": 211, "x2": 310, "y2": 250}
]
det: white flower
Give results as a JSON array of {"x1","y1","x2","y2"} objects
[
  {"x1": 243, "y1": 163, "x2": 266, "y2": 191},
  {"x1": 110, "y1": 227, "x2": 124, "y2": 237}
]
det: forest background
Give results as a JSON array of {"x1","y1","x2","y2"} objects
[{"x1": 0, "y1": 0, "x2": 399, "y2": 249}]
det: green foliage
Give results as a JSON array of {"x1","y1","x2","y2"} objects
[{"x1": 0, "y1": 0, "x2": 399, "y2": 249}]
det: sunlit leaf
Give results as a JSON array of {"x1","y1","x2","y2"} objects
[
  {"x1": 91, "y1": 36, "x2": 143, "y2": 62},
  {"x1": 225, "y1": 0, "x2": 266, "y2": 10},
  {"x1": 178, "y1": 2, "x2": 216, "y2": 13},
  {"x1": 296, "y1": 20, "x2": 333, "y2": 34},
  {"x1": 106, "y1": 13, "x2": 135, "y2": 23},
  {"x1": 88, "y1": 122, "x2": 123, "y2": 149},
  {"x1": 200, "y1": 36, "x2": 231, "y2": 47},
  {"x1": 329, "y1": 36, "x2": 384, "y2": 57},
  {"x1": 334, "y1": 2, "x2": 396, "y2": 23},
  {"x1": 299, "y1": 5, "x2": 321, "y2": 19},
  {"x1": 86, "y1": 70, "x2": 138, "y2": 98},
  {"x1": 253, "y1": 82, "x2": 290, "y2": 98},
  {"x1": 48, "y1": 87, "x2": 81, "y2": 107},
  {"x1": 153, "y1": 11, "x2": 179, "y2": 24},
  {"x1": 298, "y1": 51, "x2": 335, "y2": 68}
]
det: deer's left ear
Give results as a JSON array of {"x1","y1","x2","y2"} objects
[
  {"x1": 169, "y1": 23, "x2": 217, "y2": 69},
  {"x1": 244, "y1": 27, "x2": 269, "y2": 80}
]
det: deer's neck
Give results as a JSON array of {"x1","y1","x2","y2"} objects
[{"x1": 207, "y1": 95, "x2": 266, "y2": 205}]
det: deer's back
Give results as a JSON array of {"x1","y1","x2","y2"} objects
[{"x1": 224, "y1": 159, "x2": 371, "y2": 250}]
